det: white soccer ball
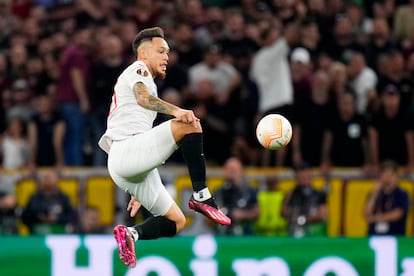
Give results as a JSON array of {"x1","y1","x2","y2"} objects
[{"x1": 256, "y1": 114, "x2": 293, "y2": 150}]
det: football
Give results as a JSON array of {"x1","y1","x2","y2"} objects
[{"x1": 256, "y1": 114, "x2": 292, "y2": 150}]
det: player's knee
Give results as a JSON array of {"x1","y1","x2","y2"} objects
[
  {"x1": 175, "y1": 213, "x2": 186, "y2": 233},
  {"x1": 171, "y1": 120, "x2": 203, "y2": 142}
]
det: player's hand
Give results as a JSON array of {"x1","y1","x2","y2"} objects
[
  {"x1": 173, "y1": 108, "x2": 200, "y2": 127},
  {"x1": 127, "y1": 197, "x2": 142, "y2": 217}
]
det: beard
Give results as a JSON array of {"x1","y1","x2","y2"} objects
[{"x1": 157, "y1": 70, "x2": 166, "y2": 79}]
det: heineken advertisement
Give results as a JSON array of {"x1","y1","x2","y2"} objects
[{"x1": 1, "y1": 235, "x2": 414, "y2": 276}]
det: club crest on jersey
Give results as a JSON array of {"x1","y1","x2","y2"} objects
[{"x1": 137, "y1": 68, "x2": 149, "y2": 77}]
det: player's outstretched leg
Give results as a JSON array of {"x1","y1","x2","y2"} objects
[
  {"x1": 114, "y1": 216, "x2": 178, "y2": 267},
  {"x1": 181, "y1": 133, "x2": 231, "y2": 225},
  {"x1": 113, "y1": 225, "x2": 136, "y2": 268}
]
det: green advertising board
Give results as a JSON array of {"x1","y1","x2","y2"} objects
[{"x1": 0, "y1": 235, "x2": 413, "y2": 276}]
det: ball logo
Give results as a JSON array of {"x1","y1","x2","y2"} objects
[
  {"x1": 262, "y1": 118, "x2": 282, "y2": 148},
  {"x1": 137, "y1": 68, "x2": 149, "y2": 77}
]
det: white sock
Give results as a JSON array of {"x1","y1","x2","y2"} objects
[
  {"x1": 127, "y1": 227, "x2": 139, "y2": 241},
  {"x1": 193, "y1": 187, "x2": 211, "y2": 201}
]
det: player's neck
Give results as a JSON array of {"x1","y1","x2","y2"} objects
[{"x1": 137, "y1": 59, "x2": 156, "y2": 79}]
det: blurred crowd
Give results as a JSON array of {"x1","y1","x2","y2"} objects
[
  {"x1": 1, "y1": 156, "x2": 409, "y2": 237},
  {"x1": 0, "y1": 0, "x2": 414, "y2": 235},
  {"x1": 186, "y1": 157, "x2": 409, "y2": 237}
]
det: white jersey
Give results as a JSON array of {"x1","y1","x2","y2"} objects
[
  {"x1": 250, "y1": 38, "x2": 293, "y2": 112},
  {"x1": 98, "y1": 60, "x2": 157, "y2": 154}
]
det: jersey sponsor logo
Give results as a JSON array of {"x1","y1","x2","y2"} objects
[{"x1": 137, "y1": 68, "x2": 149, "y2": 77}]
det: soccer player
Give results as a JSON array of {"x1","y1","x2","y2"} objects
[{"x1": 98, "y1": 27, "x2": 231, "y2": 268}]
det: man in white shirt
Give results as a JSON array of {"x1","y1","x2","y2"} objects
[
  {"x1": 99, "y1": 27, "x2": 230, "y2": 268},
  {"x1": 346, "y1": 51, "x2": 378, "y2": 114},
  {"x1": 189, "y1": 44, "x2": 241, "y2": 105},
  {"x1": 250, "y1": 23, "x2": 298, "y2": 117}
]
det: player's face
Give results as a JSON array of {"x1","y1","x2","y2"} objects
[{"x1": 148, "y1": 37, "x2": 170, "y2": 79}]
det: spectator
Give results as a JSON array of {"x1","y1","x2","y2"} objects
[
  {"x1": 345, "y1": 51, "x2": 378, "y2": 115},
  {"x1": 292, "y1": 70, "x2": 332, "y2": 167},
  {"x1": 57, "y1": 26, "x2": 93, "y2": 166},
  {"x1": 298, "y1": 20, "x2": 322, "y2": 62},
  {"x1": 181, "y1": 0, "x2": 208, "y2": 28},
  {"x1": 89, "y1": 34, "x2": 127, "y2": 166},
  {"x1": 25, "y1": 55, "x2": 48, "y2": 96},
  {"x1": 21, "y1": 170, "x2": 78, "y2": 234},
  {"x1": 0, "y1": 190, "x2": 18, "y2": 234},
  {"x1": 8, "y1": 43, "x2": 28, "y2": 80},
  {"x1": 250, "y1": 21, "x2": 298, "y2": 119},
  {"x1": 375, "y1": 52, "x2": 391, "y2": 79},
  {"x1": 240, "y1": 0, "x2": 272, "y2": 23},
  {"x1": 364, "y1": 160, "x2": 409, "y2": 236},
  {"x1": 316, "y1": 52, "x2": 334, "y2": 72},
  {"x1": 171, "y1": 20, "x2": 203, "y2": 68},
  {"x1": 328, "y1": 61, "x2": 348, "y2": 104},
  {"x1": 27, "y1": 93, "x2": 65, "y2": 171},
  {"x1": 124, "y1": 0, "x2": 164, "y2": 30},
  {"x1": 282, "y1": 162, "x2": 327, "y2": 237},
  {"x1": 307, "y1": 0, "x2": 333, "y2": 49},
  {"x1": 118, "y1": 20, "x2": 138, "y2": 63},
  {"x1": 321, "y1": 92, "x2": 369, "y2": 173},
  {"x1": 323, "y1": 15, "x2": 362, "y2": 61},
  {"x1": 217, "y1": 8, "x2": 258, "y2": 66},
  {"x1": 345, "y1": 3, "x2": 372, "y2": 44},
  {"x1": 74, "y1": 0, "x2": 113, "y2": 29},
  {"x1": 194, "y1": 6, "x2": 224, "y2": 49},
  {"x1": 189, "y1": 43, "x2": 241, "y2": 106},
  {"x1": 393, "y1": 0, "x2": 414, "y2": 41},
  {"x1": 22, "y1": 17, "x2": 42, "y2": 55},
  {"x1": 6, "y1": 78, "x2": 35, "y2": 122},
  {"x1": 365, "y1": 17, "x2": 396, "y2": 72},
  {"x1": 376, "y1": 50, "x2": 414, "y2": 115},
  {"x1": 0, "y1": 0, "x2": 14, "y2": 51},
  {"x1": 0, "y1": 117, "x2": 29, "y2": 170},
  {"x1": 214, "y1": 157, "x2": 260, "y2": 235},
  {"x1": 291, "y1": 47, "x2": 313, "y2": 108},
  {"x1": 157, "y1": 47, "x2": 190, "y2": 103},
  {"x1": 255, "y1": 175, "x2": 287, "y2": 236},
  {"x1": 368, "y1": 84, "x2": 414, "y2": 172},
  {"x1": 75, "y1": 206, "x2": 106, "y2": 234}
]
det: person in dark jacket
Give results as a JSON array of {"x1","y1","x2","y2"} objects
[
  {"x1": 364, "y1": 160, "x2": 409, "y2": 236},
  {"x1": 21, "y1": 170, "x2": 77, "y2": 234}
]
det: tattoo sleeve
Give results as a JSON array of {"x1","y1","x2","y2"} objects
[{"x1": 133, "y1": 82, "x2": 178, "y2": 115}]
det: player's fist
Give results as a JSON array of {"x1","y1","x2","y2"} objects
[{"x1": 173, "y1": 108, "x2": 200, "y2": 127}]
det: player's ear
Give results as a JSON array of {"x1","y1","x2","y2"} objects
[{"x1": 138, "y1": 46, "x2": 148, "y2": 60}]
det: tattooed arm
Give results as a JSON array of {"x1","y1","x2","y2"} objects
[
  {"x1": 133, "y1": 82, "x2": 200, "y2": 125},
  {"x1": 133, "y1": 82, "x2": 178, "y2": 114}
]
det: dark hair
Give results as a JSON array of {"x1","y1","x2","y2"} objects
[
  {"x1": 380, "y1": 160, "x2": 399, "y2": 172},
  {"x1": 294, "y1": 161, "x2": 311, "y2": 171},
  {"x1": 132, "y1": 27, "x2": 164, "y2": 58}
]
